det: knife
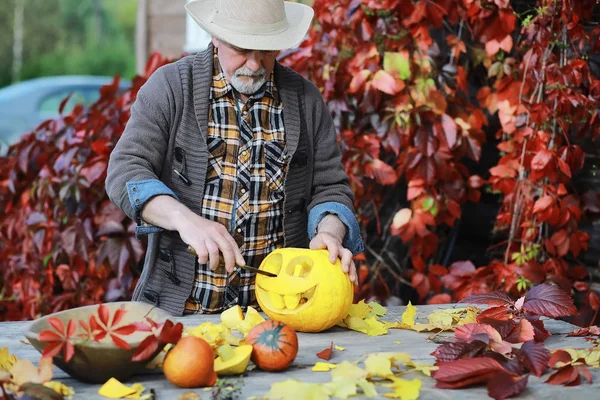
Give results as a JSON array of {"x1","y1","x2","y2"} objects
[{"x1": 185, "y1": 246, "x2": 278, "y2": 277}]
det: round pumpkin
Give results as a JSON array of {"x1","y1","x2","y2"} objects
[
  {"x1": 255, "y1": 248, "x2": 353, "y2": 332},
  {"x1": 245, "y1": 320, "x2": 298, "y2": 371}
]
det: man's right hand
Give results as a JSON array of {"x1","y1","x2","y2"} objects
[
  {"x1": 176, "y1": 213, "x2": 245, "y2": 273},
  {"x1": 140, "y1": 195, "x2": 245, "y2": 273}
]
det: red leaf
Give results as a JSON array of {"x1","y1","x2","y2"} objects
[
  {"x1": 518, "y1": 341, "x2": 550, "y2": 377},
  {"x1": 503, "y1": 319, "x2": 535, "y2": 343},
  {"x1": 455, "y1": 323, "x2": 501, "y2": 344},
  {"x1": 434, "y1": 357, "x2": 506, "y2": 388},
  {"x1": 546, "y1": 365, "x2": 578, "y2": 385},
  {"x1": 371, "y1": 70, "x2": 404, "y2": 95},
  {"x1": 48, "y1": 318, "x2": 66, "y2": 335},
  {"x1": 578, "y1": 365, "x2": 593, "y2": 384},
  {"x1": 487, "y1": 372, "x2": 528, "y2": 400},
  {"x1": 59, "y1": 93, "x2": 73, "y2": 115},
  {"x1": 368, "y1": 159, "x2": 397, "y2": 185},
  {"x1": 460, "y1": 291, "x2": 513, "y2": 306},
  {"x1": 441, "y1": 114, "x2": 457, "y2": 148},
  {"x1": 549, "y1": 350, "x2": 572, "y2": 367},
  {"x1": 522, "y1": 284, "x2": 576, "y2": 318},
  {"x1": 432, "y1": 341, "x2": 488, "y2": 363},
  {"x1": 526, "y1": 317, "x2": 551, "y2": 342},
  {"x1": 131, "y1": 335, "x2": 160, "y2": 362},
  {"x1": 428, "y1": 293, "x2": 451, "y2": 304},
  {"x1": 476, "y1": 306, "x2": 514, "y2": 326},
  {"x1": 38, "y1": 330, "x2": 63, "y2": 342},
  {"x1": 533, "y1": 196, "x2": 553, "y2": 214},
  {"x1": 110, "y1": 333, "x2": 131, "y2": 350},
  {"x1": 157, "y1": 321, "x2": 183, "y2": 344},
  {"x1": 567, "y1": 326, "x2": 600, "y2": 337},
  {"x1": 531, "y1": 149, "x2": 553, "y2": 170},
  {"x1": 98, "y1": 304, "x2": 110, "y2": 327},
  {"x1": 317, "y1": 342, "x2": 334, "y2": 360}
]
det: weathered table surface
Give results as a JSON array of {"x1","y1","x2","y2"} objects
[{"x1": 1, "y1": 304, "x2": 598, "y2": 399}]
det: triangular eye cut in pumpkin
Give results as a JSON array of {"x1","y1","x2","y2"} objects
[{"x1": 255, "y1": 248, "x2": 354, "y2": 333}]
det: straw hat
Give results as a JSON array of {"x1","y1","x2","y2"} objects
[{"x1": 184, "y1": 0, "x2": 314, "y2": 51}]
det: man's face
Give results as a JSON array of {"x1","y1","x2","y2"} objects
[{"x1": 212, "y1": 37, "x2": 278, "y2": 96}]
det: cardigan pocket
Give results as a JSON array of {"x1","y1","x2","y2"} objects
[{"x1": 206, "y1": 137, "x2": 227, "y2": 184}]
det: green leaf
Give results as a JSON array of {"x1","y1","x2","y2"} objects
[
  {"x1": 383, "y1": 51, "x2": 411, "y2": 80},
  {"x1": 422, "y1": 197, "x2": 434, "y2": 212}
]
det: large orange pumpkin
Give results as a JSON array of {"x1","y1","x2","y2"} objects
[
  {"x1": 245, "y1": 320, "x2": 298, "y2": 372},
  {"x1": 255, "y1": 248, "x2": 353, "y2": 332}
]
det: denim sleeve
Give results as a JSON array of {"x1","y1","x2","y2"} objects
[
  {"x1": 126, "y1": 179, "x2": 179, "y2": 238},
  {"x1": 307, "y1": 202, "x2": 365, "y2": 256}
]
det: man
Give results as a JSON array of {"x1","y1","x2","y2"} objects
[{"x1": 106, "y1": 0, "x2": 364, "y2": 316}]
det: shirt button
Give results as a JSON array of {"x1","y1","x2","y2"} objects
[
  {"x1": 241, "y1": 188, "x2": 246, "y2": 194},
  {"x1": 132, "y1": 188, "x2": 137, "y2": 192},
  {"x1": 237, "y1": 228, "x2": 242, "y2": 233},
  {"x1": 242, "y1": 150, "x2": 248, "y2": 156}
]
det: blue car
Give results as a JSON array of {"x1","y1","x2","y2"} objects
[{"x1": 0, "y1": 75, "x2": 131, "y2": 153}]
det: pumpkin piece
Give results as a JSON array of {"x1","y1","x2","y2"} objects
[
  {"x1": 214, "y1": 344, "x2": 253, "y2": 376},
  {"x1": 236, "y1": 306, "x2": 266, "y2": 336},
  {"x1": 221, "y1": 306, "x2": 244, "y2": 329},
  {"x1": 284, "y1": 294, "x2": 301, "y2": 309},
  {"x1": 268, "y1": 292, "x2": 285, "y2": 309},
  {"x1": 245, "y1": 320, "x2": 298, "y2": 372},
  {"x1": 255, "y1": 248, "x2": 354, "y2": 332}
]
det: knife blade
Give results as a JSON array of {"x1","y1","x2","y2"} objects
[{"x1": 185, "y1": 246, "x2": 278, "y2": 277}]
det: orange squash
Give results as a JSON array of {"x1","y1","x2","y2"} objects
[{"x1": 245, "y1": 320, "x2": 298, "y2": 371}]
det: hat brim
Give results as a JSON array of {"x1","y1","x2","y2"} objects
[{"x1": 185, "y1": 0, "x2": 314, "y2": 51}]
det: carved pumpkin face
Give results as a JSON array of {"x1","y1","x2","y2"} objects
[{"x1": 255, "y1": 248, "x2": 354, "y2": 332}]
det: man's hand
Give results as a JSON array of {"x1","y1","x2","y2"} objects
[
  {"x1": 176, "y1": 213, "x2": 245, "y2": 273},
  {"x1": 141, "y1": 195, "x2": 245, "y2": 273},
  {"x1": 310, "y1": 214, "x2": 358, "y2": 285}
]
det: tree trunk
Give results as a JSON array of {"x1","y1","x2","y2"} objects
[{"x1": 11, "y1": 0, "x2": 24, "y2": 83}]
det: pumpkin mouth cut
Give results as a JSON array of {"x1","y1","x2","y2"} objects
[{"x1": 256, "y1": 256, "x2": 318, "y2": 313}]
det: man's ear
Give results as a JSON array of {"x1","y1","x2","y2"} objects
[{"x1": 211, "y1": 36, "x2": 219, "y2": 48}]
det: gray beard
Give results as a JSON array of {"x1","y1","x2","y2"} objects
[{"x1": 230, "y1": 66, "x2": 267, "y2": 95}]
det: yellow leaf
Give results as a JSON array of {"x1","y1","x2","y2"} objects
[
  {"x1": 383, "y1": 377, "x2": 422, "y2": 399},
  {"x1": 334, "y1": 346, "x2": 345, "y2": 351},
  {"x1": 365, "y1": 354, "x2": 393, "y2": 377},
  {"x1": 365, "y1": 317, "x2": 388, "y2": 336},
  {"x1": 312, "y1": 362, "x2": 337, "y2": 372},
  {"x1": 427, "y1": 311, "x2": 453, "y2": 328},
  {"x1": 324, "y1": 379, "x2": 357, "y2": 399},
  {"x1": 367, "y1": 301, "x2": 387, "y2": 317},
  {"x1": 395, "y1": 341, "x2": 402, "y2": 345},
  {"x1": 344, "y1": 316, "x2": 369, "y2": 334},
  {"x1": 458, "y1": 307, "x2": 479, "y2": 325},
  {"x1": 406, "y1": 361, "x2": 438, "y2": 377},
  {"x1": 125, "y1": 383, "x2": 146, "y2": 399},
  {"x1": 44, "y1": 381, "x2": 75, "y2": 397},
  {"x1": 392, "y1": 353, "x2": 412, "y2": 365},
  {"x1": 348, "y1": 300, "x2": 372, "y2": 319},
  {"x1": 98, "y1": 378, "x2": 138, "y2": 399},
  {"x1": 264, "y1": 379, "x2": 330, "y2": 400},
  {"x1": 357, "y1": 378, "x2": 378, "y2": 397},
  {"x1": 331, "y1": 361, "x2": 368, "y2": 381},
  {"x1": 401, "y1": 302, "x2": 416, "y2": 327},
  {"x1": 0, "y1": 347, "x2": 18, "y2": 372}
]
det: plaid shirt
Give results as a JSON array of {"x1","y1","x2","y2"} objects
[{"x1": 184, "y1": 50, "x2": 287, "y2": 314}]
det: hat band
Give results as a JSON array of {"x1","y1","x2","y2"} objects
[{"x1": 210, "y1": 10, "x2": 289, "y2": 35}]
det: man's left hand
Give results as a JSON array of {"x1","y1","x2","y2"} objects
[{"x1": 310, "y1": 231, "x2": 358, "y2": 286}]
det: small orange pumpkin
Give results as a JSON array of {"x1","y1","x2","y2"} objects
[{"x1": 245, "y1": 320, "x2": 298, "y2": 372}]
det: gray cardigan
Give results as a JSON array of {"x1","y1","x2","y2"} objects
[{"x1": 105, "y1": 45, "x2": 357, "y2": 315}]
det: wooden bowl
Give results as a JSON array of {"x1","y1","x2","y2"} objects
[{"x1": 24, "y1": 301, "x2": 172, "y2": 383}]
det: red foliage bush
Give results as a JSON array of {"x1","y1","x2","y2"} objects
[
  {"x1": 1, "y1": 0, "x2": 599, "y2": 321},
  {"x1": 0, "y1": 54, "x2": 173, "y2": 320}
]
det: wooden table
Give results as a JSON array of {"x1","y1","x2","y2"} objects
[{"x1": 2, "y1": 304, "x2": 599, "y2": 399}]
